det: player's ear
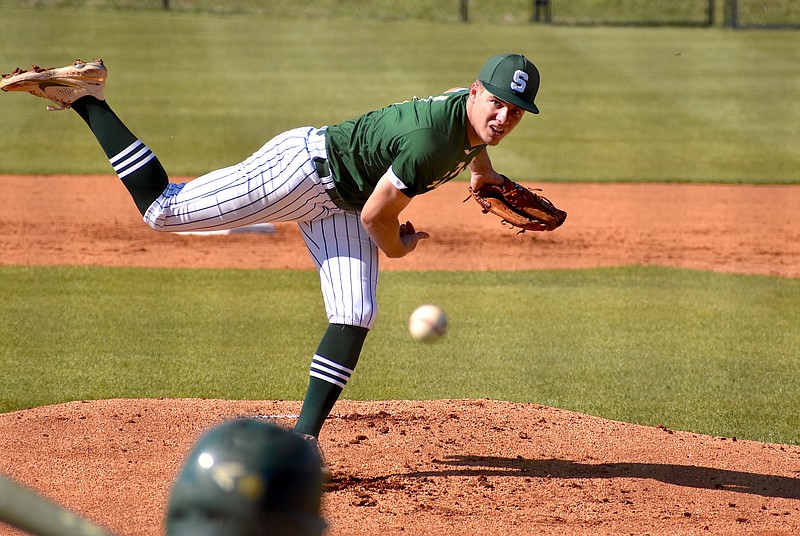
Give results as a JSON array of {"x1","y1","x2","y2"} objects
[
  {"x1": 469, "y1": 81, "x2": 487, "y2": 103},
  {"x1": 469, "y1": 81, "x2": 481, "y2": 97}
]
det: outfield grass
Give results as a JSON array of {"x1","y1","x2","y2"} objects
[
  {"x1": 0, "y1": 6, "x2": 798, "y2": 182},
  {"x1": 1, "y1": 265, "x2": 798, "y2": 444}
]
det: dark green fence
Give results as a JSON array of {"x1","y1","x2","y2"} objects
[
  {"x1": 723, "y1": 0, "x2": 800, "y2": 28},
  {"x1": 547, "y1": 0, "x2": 715, "y2": 27},
  {"x1": 5, "y1": 0, "x2": 799, "y2": 28}
]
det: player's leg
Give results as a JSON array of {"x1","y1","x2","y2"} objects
[
  {"x1": 72, "y1": 97, "x2": 169, "y2": 215},
  {"x1": 293, "y1": 212, "x2": 379, "y2": 438},
  {"x1": 1, "y1": 59, "x2": 168, "y2": 215},
  {"x1": 142, "y1": 127, "x2": 339, "y2": 233},
  {"x1": 293, "y1": 323, "x2": 368, "y2": 439}
]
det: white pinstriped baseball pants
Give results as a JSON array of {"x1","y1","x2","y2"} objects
[{"x1": 142, "y1": 127, "x2": 379, "y2": 329}]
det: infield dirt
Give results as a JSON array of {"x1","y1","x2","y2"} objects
[{"x1": 1, "y1": 176, "x2": 799, "y2": 535}]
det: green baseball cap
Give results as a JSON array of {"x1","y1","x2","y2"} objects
[{"x1": 478, "y1": 53, "x2": 540, "y2": 114}]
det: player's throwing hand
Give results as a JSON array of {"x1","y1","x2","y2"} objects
[{"x1": 399, "y1": 220, "x2": 430, "y2": 254}]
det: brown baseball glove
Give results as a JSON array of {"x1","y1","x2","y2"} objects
[{"x1": 468, "y1": 176, "x2": 566, "y2": 233}]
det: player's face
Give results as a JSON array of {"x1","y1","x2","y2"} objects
[{"x1": 467, "y1": 82, "x2": 525, "y2": 146}]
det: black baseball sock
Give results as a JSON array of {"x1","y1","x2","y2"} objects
[
  {"x1": 293, "y1": 323, "x2": 369, "y2": 438},
  {"x1": 72, "y1": 96, "x2": 168, "y2": 216}
]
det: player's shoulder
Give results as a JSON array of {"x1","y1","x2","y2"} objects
[{"x1": 394, "y1": 90, "x2": 463, "y2": 108}]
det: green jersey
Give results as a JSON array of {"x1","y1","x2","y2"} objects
[{"x1": 325, "y1": 90, "x2": 486, "y2": 210}]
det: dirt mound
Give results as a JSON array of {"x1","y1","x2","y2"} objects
[{"x1": 1, "y1": 398, "x2": 798, "y2": 536}]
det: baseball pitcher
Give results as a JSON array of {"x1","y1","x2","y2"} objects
[{"x1": 1, "y1": 53, "x2": 564, "y2": 471}]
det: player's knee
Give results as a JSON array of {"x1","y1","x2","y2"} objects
[
  {"x1": 143, "y1": 214, "x2": 168, "y2": 232},
  {"x1": 329, "y1": 312, "x2": 375, "y2": 331}
]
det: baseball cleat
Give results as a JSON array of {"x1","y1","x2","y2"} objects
[
  {"x1": 298, "y1": 433, "x2": 333, "y2": 481},
  {"x1": 1, "y1": 59, "x2": 107, "y2": 111}
]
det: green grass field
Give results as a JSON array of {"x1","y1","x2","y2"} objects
[
  {"x1": 1, "y1": 266, "x2": 799, "y2": 444},
  {"x1": 0, "y1": 6, "x2": 798, "y2": 182},
  {"x1": 0, "y1": 7, "x2": 798, "y2": 446}
]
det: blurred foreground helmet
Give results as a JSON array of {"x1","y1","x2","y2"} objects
[{"x1": 167, "y1": 419, "x2": 326, "y2": 536}]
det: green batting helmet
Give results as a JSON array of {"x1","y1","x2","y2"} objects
[{"x1": 166, "y1": 419, "x2": 326, "y2": 536}]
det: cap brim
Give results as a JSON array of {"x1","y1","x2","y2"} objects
[{"x1": 483, "y1": 82, "x2": 539, "y2": 114}]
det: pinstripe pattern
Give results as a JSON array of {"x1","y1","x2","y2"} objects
[
  {"x1": 142, "y1": 127, "x2": 338, "y2": 232},
  {"x1": 134, "y1": 126, "x2": 379, "y2": 329},
  {"x1": 299, "y1": 211, "x2": 379, "y2": 329},
  {"x1": 309, "y1": 354, "x2": 354, "y2": 389}
]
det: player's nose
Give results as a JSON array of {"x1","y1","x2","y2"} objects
[{"x1": 495, "y1": 107, "x2": 509, "y2": 125}]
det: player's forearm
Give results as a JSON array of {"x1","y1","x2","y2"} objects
[
  {"x1": 468, "y1": 150, "x2": 504, "y2": 189},
  {"x1": 361, "y1": 215, "x2": 408, "y2": 258},
  {"x1": 361, "y1": 171, "x2": 419, "y2": 258}
]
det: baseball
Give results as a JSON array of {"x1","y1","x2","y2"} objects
[{"x1": 408, "y1": 304, "x2": 448, "y2": 342}]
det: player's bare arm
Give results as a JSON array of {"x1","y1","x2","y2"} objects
[
  {"x1": 361, "y1": 173, "x2": 429, "y2": 258},
  {"x1": 468, "y1": 149, "x2": 505, "y2": 190}
]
